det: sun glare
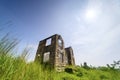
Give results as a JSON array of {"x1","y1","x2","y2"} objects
[{"x1": 85, "y1": 8, "x2": 97, "y2": 21}]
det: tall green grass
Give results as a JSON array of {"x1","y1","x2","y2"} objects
[{"x1": 0, "y1": 35, "x2": 120, "y2": 80}]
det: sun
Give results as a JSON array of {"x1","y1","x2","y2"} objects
[{"x1": 85, "y1": 8, "x2": 97, "y2": 21}]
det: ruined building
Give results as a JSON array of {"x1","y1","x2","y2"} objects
[{"x1": 35, "y1": 34, "x2": 75, "y2": 71}]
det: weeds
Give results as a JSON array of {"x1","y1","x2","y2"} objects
[{"x1": 0, "y1": 35, "x2": 120, "y2": 80}]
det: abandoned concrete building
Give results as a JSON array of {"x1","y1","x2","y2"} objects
[{"x1": 35, "y1": 34, "x2": 75, "y2": 71}]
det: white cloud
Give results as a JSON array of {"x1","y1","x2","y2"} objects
[
  {"x1": 65, "y1": 0, "x2": 120, "y2": 66},
  {"x1": 25, "y1": 0, "x2": 120, "y2": 66}
]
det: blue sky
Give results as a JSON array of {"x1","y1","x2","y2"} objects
[{"x1": 0, "y1": 0, "x2": 120, "y2": 66}]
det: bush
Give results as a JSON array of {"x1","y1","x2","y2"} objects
[
  {"x1": 65, "y1": 67, "x2": 73, "y2": 74},
  {"x1": 76, "y1": 72, "x2": 83, "y2": 77},
  {"x1": 100, "y1": 74, "x2": 109, "y2": 79}
]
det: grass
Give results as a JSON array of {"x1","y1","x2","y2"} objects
[{"x1": 0, "y1": 35, "x2": 120, "y2": 80}]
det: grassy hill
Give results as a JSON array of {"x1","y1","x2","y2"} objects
[
  {"x1": 0, "y1": 35, "x2": 120, "y2": 80},
  {"x1": 0, "y1": 54, "x2": 120, "y2": 80}
]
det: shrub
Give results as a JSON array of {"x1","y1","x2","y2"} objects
[
  {"x1": 65, "y1": 67, "x2": 73, "y2": 74},
  {"x1": 76, "y1": 72, "x2": 83, "y2": 77},
  {"x1": 100, "y1": 74, "x2": 109, "y2": 79}
]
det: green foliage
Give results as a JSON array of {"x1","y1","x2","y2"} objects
[
  {"x1": 98, "y1": 66, "x2": 110, "y2": 71},
  {"x1": 0, "y1": 34, "x2": 18, "y2": 54},
  {"x1": 65, "y1": 67, "x2": 74, "y2": 74},
  {"x1": 106, "y1": 60, "x2": 120, "y2": 70},
  {"x1": 82, "y1": 62, "x2": 90, "y2": 70},
  {"x1": 0, "y1": 35, "x2": 120, "y2": 80}
]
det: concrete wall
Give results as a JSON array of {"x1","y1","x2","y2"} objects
[{"x1": 35, "y1": 34, "x2": 75, "y2": 71}]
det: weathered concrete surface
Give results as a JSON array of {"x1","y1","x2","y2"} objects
[{"x1": 35, "y1": 34, "x2": 75, "y2": 71}]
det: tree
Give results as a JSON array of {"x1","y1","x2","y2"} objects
[{"x1": 107, "y1": 60, "x2": 120, "y2": 69}]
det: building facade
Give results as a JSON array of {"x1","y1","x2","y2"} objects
[{"x1": 35, "y1": 34, "x2": 75, "y2": 71}]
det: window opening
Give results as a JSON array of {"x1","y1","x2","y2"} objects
[
  {"x1": 43, "y1": 52, "x2": 50, "y2": 62},
  {"x1": 58, "y1": 39, "x2": 62, "y2": 47},
  {"x1": 46, "y1": 38, "x2": 51, "y2": 46}
]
